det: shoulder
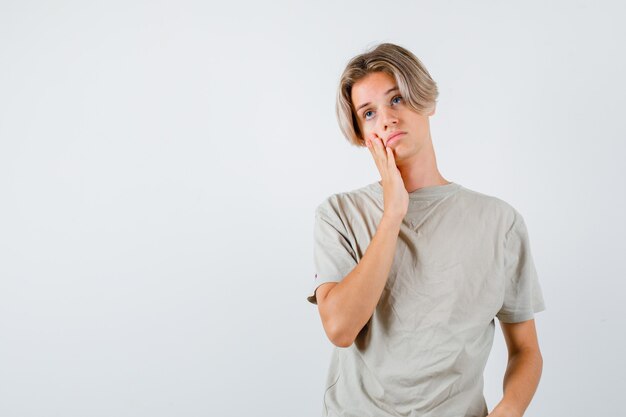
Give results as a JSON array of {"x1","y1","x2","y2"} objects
[
  {"x1": 315, "y1": 182, "x2": 380, "y2": 218},
  {"x1": 455, "y1": 185, "x2": 522, "y2": 231}
]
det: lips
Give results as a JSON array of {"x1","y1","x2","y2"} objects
[{"x1": 386, "y1": 131, "x2": 406, "y2": 146}]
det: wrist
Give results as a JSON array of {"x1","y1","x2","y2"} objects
[
  {"x1": 492, "y1": 402, "x2": 523, "y2": 417},
  {"x1": 380, "y1": 213, "x2": 404, "y2": 228}
]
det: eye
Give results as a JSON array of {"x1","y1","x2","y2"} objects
[
  {"x1": 364, "y1": 110, "x2": 374, "y2": 120},
  {"x1": 391, "y1": 95, "x2": 403, "y2": 105}
]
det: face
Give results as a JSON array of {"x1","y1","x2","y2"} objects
[{"x1": 351, "y1": 71, "x2": 435, "y2": 163}]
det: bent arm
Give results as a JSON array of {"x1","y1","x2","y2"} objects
[{"x1": 317, "y1": 215, "x2": 402, "y2": 347}]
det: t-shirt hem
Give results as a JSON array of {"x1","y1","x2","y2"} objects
[{"x1": 496, "y1": 305, "x2": 546, "y2": 323}]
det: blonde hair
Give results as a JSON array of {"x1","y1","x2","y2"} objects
[{"x1": 336, "y1": 43, "x2": 439, "y2": 147}]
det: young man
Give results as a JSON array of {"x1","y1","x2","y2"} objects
[{"x1": 307, "y1": 43, "x2": 546, "y2": 417}]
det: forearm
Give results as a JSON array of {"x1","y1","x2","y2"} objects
[
  {"x1": 324, "y1": 215, "x2": 402, "y2": 345},
  {"x1": 492, "y1": 349, "x2": 543, "y2": 417}
]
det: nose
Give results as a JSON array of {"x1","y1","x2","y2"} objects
[{"x1": 379, "y1": 106, "x2": 398, "y2": 130}]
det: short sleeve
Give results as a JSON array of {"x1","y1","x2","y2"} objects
[
  {"x1": 306, "y1": 203, "x2": 358, "y2": 305},
  {"x1": 496, "y1": 209, "x2": 546, "y2": 323}
]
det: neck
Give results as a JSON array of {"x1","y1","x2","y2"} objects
[{"x1": 389, "y1": 135, "x2": 450, "y2": 193}]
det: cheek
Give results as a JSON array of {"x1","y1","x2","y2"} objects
[
  {"x1": 360, "y1": 123, "x2": 374, "y2": 138},
  {"x1": 370, "y1": 120, "x2": 383, "y2": 135}
]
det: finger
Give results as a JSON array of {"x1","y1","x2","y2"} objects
[
  {"x1": 386, "y1": 146, "x2": 396, "y2": 168},
  {"x1": 368, "y1": 136, "x2": 385, "y2": 172},
  {"x1": 370, "y1": 137, "x2": 386, "y2": 163},
  {"x1": 366, "y1": 138, "x2": 377, "y2": 160},
  {"x1": 371, "y1": 135, "x2": 385, "y2": 155},
  {"x1": 368, "y1": 135, "x2": 381, "y2": 157}
]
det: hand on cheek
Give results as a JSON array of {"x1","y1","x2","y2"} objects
[{"x1": 364, "y1": 134, "x2": 408, "y2": 220}]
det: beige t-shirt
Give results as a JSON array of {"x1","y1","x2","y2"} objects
[{"x1": 307, "y1": 181, "x2": 546, "y2": 417}]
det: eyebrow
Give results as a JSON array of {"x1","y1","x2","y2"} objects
[{"x1": 355, "y1": 86, "x2": 400, "y2": 112}]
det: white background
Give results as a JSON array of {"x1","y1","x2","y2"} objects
[{"x1": 1, "y1": 1, "x2": 625, "y2": 416}]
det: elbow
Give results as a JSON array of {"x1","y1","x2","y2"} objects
[
  {"x1": 330, "y1": 334, "x2": 354, "y2": 348},
  {"x1": 318, "y1": 295, "x2": 356, "y2": 348},
  {"x1": 331, "y1": 333, "x2": 354, "y2": 348},
  {"x1": 327, "y1": 323, "x2": 355, "y2": 348}
]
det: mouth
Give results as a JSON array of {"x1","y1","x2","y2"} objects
[{"x1": 386, "y1": 131, "x2": 406, "y2": 146}]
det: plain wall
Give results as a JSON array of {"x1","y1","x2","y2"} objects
[{"x1": 1, "y1": 1, "x2": 625, "y2": 416}]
